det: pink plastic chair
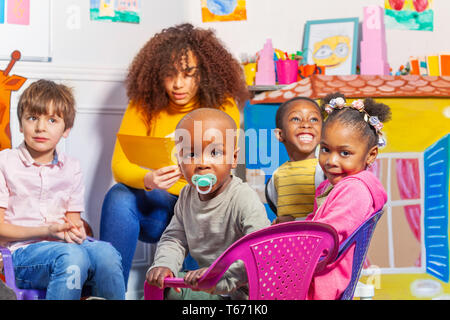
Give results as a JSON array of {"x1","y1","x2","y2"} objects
[{"x1": 144, "y1": 221, "x2": 339, "y2": 300}]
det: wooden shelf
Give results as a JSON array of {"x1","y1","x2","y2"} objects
[{"x1": 248, "y1": 85, "x2": 286, "y2": 92}]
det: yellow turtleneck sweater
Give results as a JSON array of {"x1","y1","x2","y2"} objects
[{"x1": 112, "y1": 98, "x2": 240, "y2": 196}]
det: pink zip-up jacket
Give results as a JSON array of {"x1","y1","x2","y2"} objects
[{"x1": 305, "y1": 170, "x2": 387, "y2": 300}]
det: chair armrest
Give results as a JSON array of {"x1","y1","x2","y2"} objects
[
  {"x1": 163, "y1": 277, "x2": 191, "y2": 289},
  {"x1": 144, "y1": 277, "x2": 194, "y2": 300}
]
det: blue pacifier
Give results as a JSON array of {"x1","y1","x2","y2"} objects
[{"x1": 191, "y1": 174, "x2": 217, "y2": 195}]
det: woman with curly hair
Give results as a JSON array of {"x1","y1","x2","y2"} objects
[{"x1": 99, "y1": 23, "x2": 249, "y2": 287}]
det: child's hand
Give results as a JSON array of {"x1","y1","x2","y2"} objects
[
  {"x1": 144, "y1": 165, "x2": 181, "y2": 190},
  {"x1": 272, "y1": 215, "x2": 295, "y2": 225},
  {"x1": 146, "y1": 266, "x2": 181, "y2": 293},
  {"x1": 184, "y1": 267, "x2": 215, "y2": 293},
  {"x1": 63, "y1": 218, "x2": 86, "y2": 244},
  {"x1": 47, "y1": 222, "x2": 71, "y2": 241}
]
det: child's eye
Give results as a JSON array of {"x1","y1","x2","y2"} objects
[
  {"x1": 310, "y1": 117, "x2": 319, "y2": 123},
  {"x1": 320, "y1": 147, "x2": 329, "y2": 153},
  {"x1": 290, "y1": 116, "x2": 301, "y2": 122},
  {"x1": 340, "y1": 151, "x2": 350, "y2": 157},
  {"x1": 181, "y1": 151, "x2": 196, "y2": 159},
  {"x1": 48, "y1": 118, "x2": 57, "y2": 123},
  {"x1": 27, "y1": 116, "x2": 37, "y2": 121},
  {"x1": 211, "y1": 149, "x2": 223, "y2": 157}
]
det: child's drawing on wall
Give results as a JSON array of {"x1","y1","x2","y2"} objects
[
  {"x1": 201, "y1": 0, "x2": 247, "y2": 22},
  {"x1": 302, "y1": 18, "x2": 359, "y2": 75},
  {"x1": 312, "y1": 35, "x2": 351, "y2": 72},
  {"x1": 385, "y1": 0, "x2": 434, "y2": 31},
  {"x1": 90, "y1": 0, "x2": 140, "y2": 24}
]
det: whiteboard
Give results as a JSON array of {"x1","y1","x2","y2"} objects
[{"x1": 0, "y1": 0, "x2": 51, "y2": 62}]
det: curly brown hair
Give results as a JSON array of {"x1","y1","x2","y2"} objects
[{"x1": 126, "y1": 23, "x2": 249, "y2": 124}]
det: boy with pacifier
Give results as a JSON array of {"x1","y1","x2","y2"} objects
[
  {"x1": 146, "y1": 108, "x2": 270, "y2": 300},
  {"x1": 267, "y1": 97, "x2": 325, "y2": 224}
]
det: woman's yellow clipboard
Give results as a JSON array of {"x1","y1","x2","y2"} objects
[{"x1": 117, "y1": 134, "x2": 177, "y2": 170}]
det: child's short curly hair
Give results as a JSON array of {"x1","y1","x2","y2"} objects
[
  {"x1": 275, "y1": 96, "x2": 323, "y2": 129},
  {"x1": 126, "y1": 23, "x2": 249, "y2": 123}
]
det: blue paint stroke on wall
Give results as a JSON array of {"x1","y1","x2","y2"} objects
[{"x1": 206, "y1": 0, "x2": 237, "y2": 16}]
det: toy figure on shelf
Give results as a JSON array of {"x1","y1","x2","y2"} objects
[
  {"x1": 255, "y1": 39, "x2": 276, "y2": 86},
  {"x1": 360, "y1": 6, "x2": 390, "y2": 75},
  {"x1": 394, "y1": 63, "x2": 411, "y2": 76}
]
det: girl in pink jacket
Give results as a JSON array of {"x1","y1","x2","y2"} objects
[{"x1": 306, "y1": 93, "x2": 391, "y2": 299}]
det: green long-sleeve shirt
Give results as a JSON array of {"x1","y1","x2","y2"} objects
[{"x1": 151, "y1": 176, "x2": 271, "y2": 299}]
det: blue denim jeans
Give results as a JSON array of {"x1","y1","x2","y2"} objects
[
  {"x1": 100, "y1": 183, "x2": 198, "y2": 288},
  {"x1": 12, "y1": 240, "x2": 125, "y2": 300}
]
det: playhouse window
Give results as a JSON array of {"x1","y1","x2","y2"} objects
[{"x1": 365, "y1": 153, "x2": 424, "y2": 273}]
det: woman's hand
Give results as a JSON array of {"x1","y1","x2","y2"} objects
[{"x1": 144, "y1": 165, "x2": 181, "y2": 190}]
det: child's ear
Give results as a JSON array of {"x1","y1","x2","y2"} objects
[
  {"x1": 178, "y1": 163, "x2": 186, "y2": 179},
  {"x1": 62, "y1": 128, "x2": 71, "y2": 139},
  {"x1": 366, "y1": 145, "x2": 378, "y2": 168},
  {"x1": 274, "y1": 128, "x2": 284, "y2": 142},
  {"x1": 231, "y1": 147, "x2": 240, "y2": 169}
]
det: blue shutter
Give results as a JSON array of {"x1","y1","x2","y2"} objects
[
  {"x1": 244, "y1": 102, "x2": 289, "y2": 221},
  {"x1": 244, "y1": 102, "x2": 289, "y2": 174},
  {"x1": 424, "y1": 134, "x2": 450, "y2": 283}
]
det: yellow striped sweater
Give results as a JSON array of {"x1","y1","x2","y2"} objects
[{"x1": 273, "y1": 158, "x2": 318, "y2": 218}]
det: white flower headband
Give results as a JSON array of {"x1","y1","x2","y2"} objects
[{"x1": 325, "y1": 97, "x2": 386, "y2": 148}]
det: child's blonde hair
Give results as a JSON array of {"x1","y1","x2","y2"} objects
[{"x1": 17, "y1": 79, "x2": 76, "y2": 130}]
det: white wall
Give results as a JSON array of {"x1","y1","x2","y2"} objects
[
  {"x1": 186, "y1": 0, "x2": 450, "y2": 72},
  {"x1": 2, "y1": 0, "x2": 450, "y2": 299}
]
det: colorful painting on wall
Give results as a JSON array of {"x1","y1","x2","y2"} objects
[
  {"x1": 0, "y1": 0, "x2": 5, "y2": 24},
  {"x1": 302, "y1": 18, "x2": 359, "y2": 76},
  {"x1": 6, "y1": 0, "x2": 30, "y2": 25},
  {"x1": 201, "y1": 0, "x2": 247, "y2": 23},
  {"x1": 384, "y1": 0, "x2": 434, "y2": 31},
  {"x1": 90, "y1": 0, "x2": 140, "y2": 24}
]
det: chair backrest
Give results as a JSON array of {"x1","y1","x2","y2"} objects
[
  {"x1": 264, "y1": 178, "x2": 384, "y2": 300},
  {"x1": 264, "y1": 176, "x2": 278, "y2": 215},
  {"x1": 196, "y1": 221, "x2": 338, "y2": 300},
  {"x1": 338, "y1": 210, "x2": 384, "y2": 300}
]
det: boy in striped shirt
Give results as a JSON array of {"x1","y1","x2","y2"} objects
[{"x1": 267, "y1": 97, "x2": 325, "y2": 223}]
